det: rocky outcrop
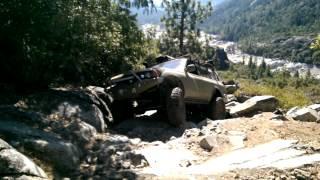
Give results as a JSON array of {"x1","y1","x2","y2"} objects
[
  {"x1": 0, "y1": 138, "x2": 47, "y2": 179},
  {"x1": 229, "y1": 96, "x2": 279, "y2": 117},
  {"x1": 20, "y1": 88, "x2": 112, "y2": 132},
  {"x1": 0, "y1": 86, "x2": 113, "y2": 176},
  {"x1": 287, "y1": 106, "x2": 320, "y2": 122},
  {"x1": 0, "y1": 113, "x2": 81, "y2": 172},
  {"x1": 308, "y1": 104, "x2": 320, "y2": 112}
]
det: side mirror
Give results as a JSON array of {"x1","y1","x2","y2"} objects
[{"x1": 186, "y1": 64, "x2": 196, "y2": 73}]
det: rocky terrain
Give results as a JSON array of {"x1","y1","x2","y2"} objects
[{"x1": 0, "y1": 84, "x2": 320, "y2": 179}]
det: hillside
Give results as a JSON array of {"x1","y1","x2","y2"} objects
[
  {"x1": 203, "y1": 0, "x2": 320, "y2": 64},
  {"x1": 133, "y1": 0, "x2": 226, "y2": 25}
]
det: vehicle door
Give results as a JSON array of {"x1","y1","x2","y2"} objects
[
  {"x1": 195, "y1": 65, "x2": 216, "y2": 102},
  {"x1": 184, "y1": 63, "x2": 211, "y2": 103}
]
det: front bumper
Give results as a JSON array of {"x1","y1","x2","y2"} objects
[{"x1": 106, "y1": 76, "x2": 164, "y2": 112}]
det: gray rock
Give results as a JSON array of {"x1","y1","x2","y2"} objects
[
  {"x1": 120, "y1": 152, "x2": 149, "y2": 167},
  {"x1": 0, "y1": 138, "x2": 47, "y2": 178},
  {"x1": 308, "y1": 104, "x2": 320, "y2": 112},
  {"x1": 0, "y1": 120, "x2": 80, "y2": 172},
  {"x1": 0, "y1": 138, "x2": 11, "y2": 150},
  {"x1": 286, "y1": 106, "x2": 299, "y2": 116},
  {"x1": 199, "y1": 135, "x2": 219, "y2": 151},
  {"x1": 230, "y1": 96, "x2": 279, "y2": 117},
  {"x1": 226, "y1": 101, "x2": 240, "y2": 107},
  {"x1": 289, "y1": 108, "x2": 320, "y2": 122},
  {"x1": 226, "y1": 94, "x2": 237, "y2": 103},
  {"x1": 21, "y1": 89, "x2": 109, "y2": 132},
  {"x1": 56, "y1": 102, "x2": 105, "y2": 132},
  {"x1": 225, "y1": 85, "x2": 238, "y2": 94},
  {"x1": 23, "y1": 139, "x2": 80, "y2": 172},
  {"x1": 236, "y1": 94, "x2": 251, "y2": 103},
  {"x1": 69, "y1": 120, "x2": 97, "y2": 144},
  {"x1": 271, "y1": 114, "x2": 287, "y2": 121},
  {"x1": 199, "y1": 135, "x2": 229, "y2": 151}
]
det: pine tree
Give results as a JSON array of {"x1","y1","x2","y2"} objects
[
  {"x1": 311, "y1": 35, "x2": 320, "y2": 50},
  {"x1": 161, "y1": 0, "x2": 212, "y2": 55},
  {"x1": 248, "y1": 56, "x2": 253, "y2": 68}
]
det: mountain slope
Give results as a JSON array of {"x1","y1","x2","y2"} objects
[
  {"x1": 132, "y1": 0, "x2": 226, "y2": 25},
  {"x1": 203, "y1": 0, "x2": 320, "y2": 64},
  {"x1": 204, "y1": 0, "x2": 320, "y2": 41}
]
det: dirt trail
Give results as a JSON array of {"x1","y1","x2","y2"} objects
[{"x1": 115, "y1": 112, "x2": 320, "y2": 179}]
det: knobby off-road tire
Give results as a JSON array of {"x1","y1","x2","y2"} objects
[
  {"x1": 208, "y1": 96, "x2": 226, "y2": 120},
  {"x1": 166, "y1": 87, "x2": 187, "y2": 127}
]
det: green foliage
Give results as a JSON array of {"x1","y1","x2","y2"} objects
[
  {"x1": 0, "y1": 0, "x2": 150, "y2": 88},
  {"x1": 160, "y1": 0, "x2": 212, "y2": 56},
  {"x1": 311, "y1": 35, "x2": 320, "y2": 50},
  {"x1": 219, "y1": 64, "x2": 320, "y2": 109}
]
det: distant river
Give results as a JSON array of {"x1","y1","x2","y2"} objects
[
  {"x1": 142, "y1": 24, "x2": 320, "y2": 79},
  {"x1": 204, "y1": 33, "x2": 320, "y2": 79}
]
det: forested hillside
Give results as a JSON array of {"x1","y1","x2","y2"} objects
[{"x1": 203, "y1": 0, "x2": 320, "y2": 64}]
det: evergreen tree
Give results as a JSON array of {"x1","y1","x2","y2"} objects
[
  {"x1": 248, "y1": 56, "x2": 253, "y2": 68},
  {"x1": 257, "y1": 59, "x2": 267, "y2": 78},
  {"x1": 161, "y1": 0, "x2": 212, "y2": 55},
  {"x1": 311, "y1": 35, "x2": 320, "y2": 50}
]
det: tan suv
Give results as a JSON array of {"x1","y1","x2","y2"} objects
[{"x1": 107, "y1": 57, "x2": 226, "y2": 127}]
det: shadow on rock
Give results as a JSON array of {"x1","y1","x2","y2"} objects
[{"x1": 111, "y1": 112, "x2": 186, "y2": 142}]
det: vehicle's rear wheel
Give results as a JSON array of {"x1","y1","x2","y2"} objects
[
  {"x1": 208, "y1": 96, "x2": 226, "y2": 120},
  {"x1": 165, "y1": 87, "x2": 186, "y2": 127},
  {"x1": 111, "y1": 100, "x2": 134, "y2": 123}
]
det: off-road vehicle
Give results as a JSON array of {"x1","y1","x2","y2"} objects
[{"x1": 107, "y1": 56, "x2": 226, "y2": 127}]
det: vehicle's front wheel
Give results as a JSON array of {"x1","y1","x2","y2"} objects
[
  {"x1": 208, "y1": 96, "x2": 226, "y2": 120},
  {"x1": 165, "y1": 87, "x2": 187, "y2": 127}
]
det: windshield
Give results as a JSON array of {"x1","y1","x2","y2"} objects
[{"x1": 153, "y1": 59, "x2": 187, "y2": 71}]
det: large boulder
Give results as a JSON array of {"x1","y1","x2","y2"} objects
[
  {"x1": 230, "y1": 96, "x2": 279, "y2": 117},
  {"x1": 18, "y1": 87, "x2": 113, "y2": 132},
  {"x1": 0, "y1": 119, "x2": 81, "y2": 172},
  {"x1": 287, "y1": 107, "x2": 320, "y2": 122},
  {"x1": 68, "y1": 120, "x2": 97, "y2": 145},
  {"x1": 308, "y1": 104, "x2": 320, "y2": 112},
  {"x1": 0, "y1": 138, "x2": 47, "y2": 179}
]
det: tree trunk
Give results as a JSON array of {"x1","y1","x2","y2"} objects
[{"x1": 179, "y1": 0, "x2": 186, "y2": 55}]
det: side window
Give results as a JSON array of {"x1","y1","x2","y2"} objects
[
  {"x1": 186, "y1": 61, "x2": 200, "y2": 75},
  {"x1": 198, "y1": 65, "x2": 211, "y2": 79}
]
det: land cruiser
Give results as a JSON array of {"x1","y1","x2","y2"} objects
[{"x1": 107, "y1": 56, "x2": 226, "y2": 127}]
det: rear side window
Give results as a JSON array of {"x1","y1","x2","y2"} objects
[
  {"x1": 198, "y1": 65, "x2": 220, "y2": 81},
  {"x1": 198, "y1": 65, "x2": 211, "y2": 79}
]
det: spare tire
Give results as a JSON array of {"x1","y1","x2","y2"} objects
[{"x1": 208, "y1": 96, "x2": 226, "y2": 120}]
